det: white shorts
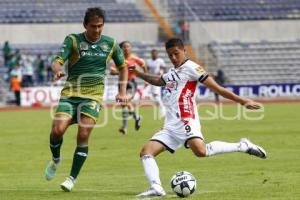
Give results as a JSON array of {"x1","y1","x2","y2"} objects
[{"x1": 150, "y1": 120, "x2": 204, "y2": 153}]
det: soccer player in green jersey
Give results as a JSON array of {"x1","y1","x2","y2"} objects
[{"x1": 44, "y1": 7, "x2": 129, "y2": 192}]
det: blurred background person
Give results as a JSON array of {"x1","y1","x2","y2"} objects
[
  {"x1": 213, "y1": 69, "x2": 226, "y2": 103},
  {"x1": 146, "y1": 49, "x2": 166, "y2": 117},
  {"x1": 21, "y1": 51, "x2": 34, "y2": 87},
  {"x1": 111, "y1": 41, "x2": 147, "y2": 134},
  {"x1": 10, "y1": 73, "x2": 21, "y2": 106},
  {"x1": 34, "y1": 53, "x2": 46, "y2": 85},
  {"x1": 3, "y1": 41, "x2": 12, "y2": 67}
]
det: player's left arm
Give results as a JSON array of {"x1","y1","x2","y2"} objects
[
  {"x1": 111, "y1": 41, "x2": 129, "y2": 103},
  {"x1": 118, "y1": 65, "x2": 128, "y2": 95},
  {"x1": 203, "y1": 76, "x2": 261, "y2": 109}
]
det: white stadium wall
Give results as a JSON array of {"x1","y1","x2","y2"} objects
[
  {"x1": 0, "y1": 20, "x2": 299, "y2": 45},
  {"x1": 0, "y1": 22, "x2": 159, "y2": 44},
  {"x1": 190, "y1": 20, "x2": 300, "y2": 45}
]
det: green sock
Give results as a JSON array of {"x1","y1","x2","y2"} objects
[
  {"x1": 50, "y1": 135, "x2": 63, "y2": 163},
  {"x1": 70, "y1": 145, "x2": 88, "y2": 179}
]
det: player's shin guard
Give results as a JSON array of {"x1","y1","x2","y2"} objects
[
  {"x1": 70, "y1": 145, "x2": 88, "y2": 179},
  {"x1": 141, "y1": 155, "x2": 162, "y2": 186},
  {"x1": 205, "y1": 141, "x2": 241, "y2": 157},
  {"x1": 50, "y1": 134, "x2": 63, "y2": 163}
]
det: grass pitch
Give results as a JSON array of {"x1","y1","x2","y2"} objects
[{"x1": 0, "y1": 103, "x2": 299, "y2": 200}]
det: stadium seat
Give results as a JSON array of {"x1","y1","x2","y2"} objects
[
  {"x1": 208, "y1": 40, "x2": 300, "y2": 84},
  {"x1": 0, "y1": 0, "x2": 145, "y2": 23}
]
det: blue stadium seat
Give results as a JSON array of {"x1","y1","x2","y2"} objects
[
  {"x1": 208, "y1": 40, "x2": 300, "y2": 84},
  {"x1": 167, "y1": 0, "x2": 300, "y2": 21},
  {"x1": 0, "y1": 0, "x2": 145, "y2": 24}
]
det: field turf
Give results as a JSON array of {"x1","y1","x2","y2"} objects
[{"x1": 0, "y1": 103, "x2": 299, "y2": 200}]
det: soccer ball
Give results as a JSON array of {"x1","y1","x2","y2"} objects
[{"x1": 170, "y1": 171, "x2": 197, "y2": 198}]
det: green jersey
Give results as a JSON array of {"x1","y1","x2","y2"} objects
[{"x1": 55, "y1": 33, "x2": 125, "y2": 103}]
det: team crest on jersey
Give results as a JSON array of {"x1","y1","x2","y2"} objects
[
  {"x1": 80, "y1": 42, "x2": 89, "y2": 50},
  {"x1": 100, "y1": 43, "x2": 111, "y2": 52},
  {"x1": 165, "y1": 80, "x2": 178, "y2": 90}
]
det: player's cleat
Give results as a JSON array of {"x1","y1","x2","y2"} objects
[
  {"x1": 45, "y1": 160, "x2": 59, "y2": 181},
  {"x1": 60, "y1": 176, "x2": 76, "y2": 192},
  {"x1": 136, "y1": 183, "x2": 166, "y2": 197},
  {"x1": 135, "y1": 116, "x2": 142, "y2": 131},
  {"x1": 119, "y1": 128, "x2": 127, "y2": 135},
  {"x1": 240, "y1": 138, "x2": 267, "y2": 159}
]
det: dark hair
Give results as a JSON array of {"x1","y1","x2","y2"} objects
[
  {"x1": 165, "y1": 38, "x2": 184, "y2": 50},
  {"x1": 84, "y1": 7, "x2": 105, "y2": 25},
  {"x1": 119, "y1": 41, "x2": 131, "y2": 48}
]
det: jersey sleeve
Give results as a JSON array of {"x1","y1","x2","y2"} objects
[
  {"x1": 187, "y1": 65, "x2": 209, "y2": 82},
  {"x1": 112, "y1": 42, "x2": 126, "y2": 69},
  {"x1": 55, "y1": 35, "x2": 73, "y2": 65}
]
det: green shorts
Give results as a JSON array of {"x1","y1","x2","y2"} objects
[{"x1": 55, "y1": 97, "x2": 101, "y2": 123}]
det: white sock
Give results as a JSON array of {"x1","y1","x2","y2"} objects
[
  {"x1": 141, "y1": 155, "x2": 162, "y2": 186},
  {"x1": 205, "y1": 141, "x2": 247, "y2": 157}
]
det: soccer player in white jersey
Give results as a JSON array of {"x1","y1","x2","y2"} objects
[
  {"x1": 146, "y1": 49, "x2": 166, "y2": 116},
  {"x1": 131, "y1": 38, "x2": 267, "y2": 197}
]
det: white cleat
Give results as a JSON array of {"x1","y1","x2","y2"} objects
[
  {"x1": 136, "y1": 183, "x2": 166, "y2": 197},
  {"x1": 45, "y1": 160, "x2": 59, "y2": 181},
  {"x1": 60, "y1": 176, "x2": 76, "y2": 192},
  {"x1": 240, "y1": 138, "x2": 267, "y2": 159}
]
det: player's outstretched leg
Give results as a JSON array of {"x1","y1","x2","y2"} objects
[
  {"x1": 204, "y1": 138, "x2": 267, "y2": 159},
  {"x1": 240, "y1": 138, "x2": 267, "y2": 159},
  {"x1": 136, "y1": 155, "x2": 166, "y2": 197}
]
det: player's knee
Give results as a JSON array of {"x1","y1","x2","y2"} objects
[
  {"x1": 139, "y1": 147, "x2": 153, "y2": 158},
  {"x1": 52, "y1": 125, "x2": 65, "y2": 136}
]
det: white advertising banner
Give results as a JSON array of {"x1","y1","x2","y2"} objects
[
  {"x1": 21, "y1": 86, "x2": 62, "y2": 106},
  {"x1": 20, "y1": 83, "x2": 300, "y2": 106}
]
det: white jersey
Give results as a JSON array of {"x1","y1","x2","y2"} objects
[
  {"x1": 161, "y1": 59, "x2": 208, "y2": 132},
  {"x1": 146, "y1": 58, "x2": 166, "y2": 75}
]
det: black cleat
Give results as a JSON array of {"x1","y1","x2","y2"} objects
[
  {"x1": 135, "y1": 116, "x2": 142, "y2": 131},
  {"x1": 119, "y1": 128, "x2": 127, "y2": 135},
  {"x1": 240, "y1": 138, "x2": 267, "y2": 159}
]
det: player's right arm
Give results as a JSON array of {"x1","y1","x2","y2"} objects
[
  {"x1": 52, "y1": 60, "x2": 65, "y2": 81},
  {"x1": 52, "y1": 35, "x2": 73, "y2": 81},
  {"x1": 130, "y1": 65, "x2": 165, "y2": 86}
]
